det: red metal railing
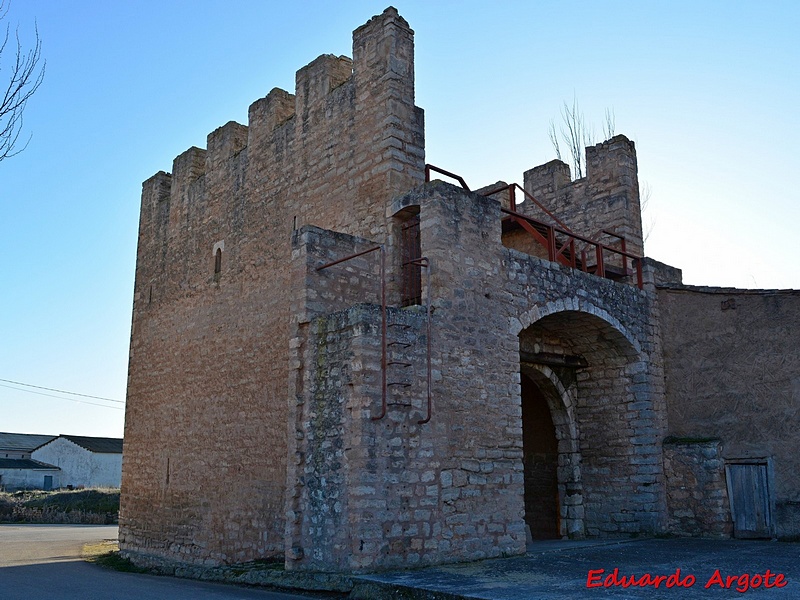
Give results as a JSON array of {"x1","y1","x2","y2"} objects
[
  {"x1": 425, "y1": 165, "x2": 643, "y2": 289},
  {"x1": 481, "y1": 181, "x2": 573, "y2": 233},
  {"x1": 425, "y1": 164, "x2": 471, "y2": 191}
]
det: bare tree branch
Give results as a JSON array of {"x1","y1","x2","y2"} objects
[
  {"x1": 0, "y1": 0, "x2": 45, "y2": 162},
  {"x1": 547, "y1": 118, "x2": 562, "y2": 162},
  {"x1": 640, "y1": 180, "x2": 656, "y2": 242},
  {"x1": 547, "y1": 99, "x2": 616, "y2": 181},
  {"x1": 603, "y1": 107, "x2": 616, "y2": 140},
  {"x1": 560, "y1": 96, "x2": 591, "y2": 179}
]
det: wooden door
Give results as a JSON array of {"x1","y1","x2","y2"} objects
[
  {"x1": 521, "y1": 375, "x2": 560, "y2": 539},
  {"x1": 725, "y1": 462, "x2": 773, "y2": 539}
]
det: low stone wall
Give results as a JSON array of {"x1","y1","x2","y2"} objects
[{"x1": 663, "y1": 439, "x2": 732, "y2": 537}]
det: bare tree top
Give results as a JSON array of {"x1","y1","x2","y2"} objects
[
  {"x1": 548, "y1": 98, "x2": 615, "y2": 180},
  {"x1": 0, "y1": 0, "x2": 45, "y2": 162}
]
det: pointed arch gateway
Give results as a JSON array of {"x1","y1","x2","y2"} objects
[{"x1": 517, "y1": 307, "x2": 650, "y2": 539}]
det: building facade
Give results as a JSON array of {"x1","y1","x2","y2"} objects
[
  {"x1": 32, "y1": 435, "x2": 123, "y2": 489},
  {"x1": 0, "y1": 432, "x2": 123, "y2": 490},
  {"x1": 120, "y1": 7, "x2": 800, "y2": 573}
]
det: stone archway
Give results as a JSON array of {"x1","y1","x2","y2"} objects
[{"x1": 517, "y1": 308, "x2": 661, "y2": 538}]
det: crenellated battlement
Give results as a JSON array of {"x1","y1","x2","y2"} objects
[
  {"x1": 134, "y1": 6, "x2": 425, "y2": 308},
  {"x1": 295, "y1": 55, "x2": 353, "y2": 125},
  {"x1": 207, "y1": 121, "x2": 247, "y2": 173},
  {"x1": 126, "y1": 8, "x2": 425, "y2": 566},
  {"x1": 248, "y1": 87, "x2": 295, "y2": 134},
  {"x1": 523, "y1": 134, "x2": 643, "y2": 256}
]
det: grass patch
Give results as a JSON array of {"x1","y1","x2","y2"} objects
[
  {"x1": 89, "y1": 551, "x2": 151, "y2": 574},
  {"x1": 83, "y1": 540, "x2": 151, "y2": 574},
  {"x1": 0, "y1": 488, "x2": 119, "y2": 524},
  {"x1": 83, "y1": 539, "x2": 118, "y2": 560}
]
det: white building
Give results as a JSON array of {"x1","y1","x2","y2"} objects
[
  {"x1": 0, "y1": 432, "x2": 59, "y2": 490},
  {"x1": 32, "y1": 435, "x2": 123, "y2": 489},
  {"x1": 0, "y1": 458, "x2": 60, "y2": 490}
]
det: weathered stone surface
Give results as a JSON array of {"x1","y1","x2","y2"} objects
[
  {"x1": 284, "y1": 181, "x2": 668, "y2": 570},
  {"x1": 663, "y1": 439, "x2": 732, "y2": 537},
  {"x1": 122, "y1": 6, "x2": 424, "y2": 568},
  {"x1": 122, "y1": 4, "x2": 800, "y2": 579}
]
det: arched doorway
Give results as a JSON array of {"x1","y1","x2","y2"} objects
[
  {"x1": 516, "y1": 308, "x2": 662, "y2": 539},
  {"x1": 521, "y1": 373, "x2": 559, "y2": 539}
]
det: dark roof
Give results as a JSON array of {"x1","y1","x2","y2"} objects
[
  {"x1": 0, "y1": 458, "x2": 59, "y2": 470},
  {"x1": 47, "y1": 435, "x2": 123, "y2": 454},
  {"x1": 0, "y1": 432, "x2": 56, "y2": 452}
]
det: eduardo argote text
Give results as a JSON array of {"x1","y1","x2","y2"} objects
[{"x1": 587, "y1": 568, "x2": 788, "y2": 593}]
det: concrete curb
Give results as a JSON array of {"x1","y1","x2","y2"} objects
[
  {"x1": 121, "y1": 550, "x2": 356, "y2": 594},
  {"x1": 120, "y1": 548, "x2": 492, "y2": 598}
]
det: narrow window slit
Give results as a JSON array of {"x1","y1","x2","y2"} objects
[{"x1": 214, "y1": 248, "x2": 222, "y2": 275}]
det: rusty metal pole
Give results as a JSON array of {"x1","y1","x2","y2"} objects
[
  {"x1": 620, "y1": 238, "x2": 628, "y2": 277},
  {"x1": 373, "y1": 245, "x2": 388, "y2": 421},
  {"x1": 316, "y1": 245, "x2": 388, "y2": 421},
  {"x1": 636, "y1": 257, "x2": 643, "y2": 290},
  {"x1": 595, "y1": 244, "x2": 605, "y2": 278},
  {"x1": 547, "y1": 227, "x2": 557, "y2": 262},
  {"x1": 416, "y1": 258, "x2": 432, "y2": 425}
]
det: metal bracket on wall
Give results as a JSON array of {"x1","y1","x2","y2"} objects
[
  {"x1": 316, "y1": 245, "x2": 388, "y2": 421},
  {"x1": 314, "y1": 249, "x2": 433, "y2": 425}
]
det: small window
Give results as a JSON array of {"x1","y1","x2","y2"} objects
[{"x1": 214, "y1": 248, "x2": 222, "y2": 275}]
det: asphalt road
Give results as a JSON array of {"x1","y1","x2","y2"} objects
[
  {"x1": 8, "y1": 524, "x2": 800, "y2": 599},
  {"x1": 362, "y1": 538, "x2": 800, "y2": 599},
  {"x1": 0, "y1": 524, "x2": 329, "y2": 600}
]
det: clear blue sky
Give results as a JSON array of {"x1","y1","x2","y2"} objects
[{"x1": 2, "y1": 1, "x2": 798, "y2": 438}]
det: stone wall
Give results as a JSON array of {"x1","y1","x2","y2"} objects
[
  {"x1": 505, "y1": 252, "x2": 667, "y2": 538},
  {"x1": 285, "y1": 181, "x2": 668, "y2": 571},
  {"x1": 658, "y1": 284, "x2": 800, "y2": 538},
  {"x1": 122, "y1": 7, "x2": 424, "y2": 566},
  {"x1": 289, "y1": 214, "x2": 522, "y2": 571},
  {"x1": 287, "y1": 225, "x2": 433, "y2": 571},
  {"x1": 662, "y1": 439, "x2": 732, "y2": 537},
  {"x1": 119, "y1": 5, "x2": 726, "y2": 574}
]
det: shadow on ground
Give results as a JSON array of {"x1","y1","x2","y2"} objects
[{"x1": 354, "y1": 539, "x2": 800, "y2": 599}]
